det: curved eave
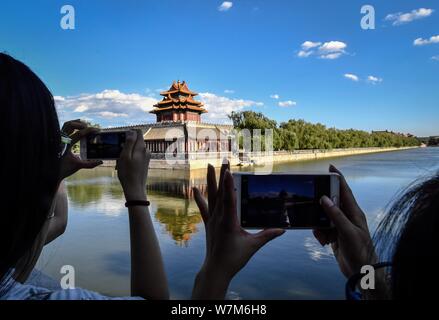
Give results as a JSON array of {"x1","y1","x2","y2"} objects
[
  {"x1": 160, "y1": 89, "x2": 198, "y2": 96},
  {"x1": 150, "y1": 106, "x2": 208, "y2": 114}
]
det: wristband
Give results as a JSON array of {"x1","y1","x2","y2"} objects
[{"x1": 125, "y1": 200, "x2": 150, "y2": 208}]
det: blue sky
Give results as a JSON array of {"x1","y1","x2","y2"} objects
[
  {"x1": 248, "y1": 175, "x2": 314, "y2": 198},
  {"x1": 1, "y1": 0, "x2": 438, "y2": 136}
]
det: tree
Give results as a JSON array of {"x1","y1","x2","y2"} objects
[{"x1": 228, "y1": 111, "x2": 421, "y2": 151}]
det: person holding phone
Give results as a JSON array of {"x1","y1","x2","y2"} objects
[
  {"x1": 0, "y1": 53, "x2": 168, "y2": 300},
  {"x1": 191, "y1": 162, "x2": 285, "y2": 299},
  {"x1": 193, "y1": 161, "x2": 438, "y2": 300}
]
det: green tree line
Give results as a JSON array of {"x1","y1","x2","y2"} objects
[{"x1": 229, "y1": 111, "x2": 420, "y2": 151}]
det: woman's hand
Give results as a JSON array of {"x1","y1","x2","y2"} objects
[
  {"x1": 117, "y1": 129, "x2": 150, "y2": 201},
  {"x1": 116, "y1": 129, "x2": 169, "y2": 300},
  {"x1": 192, "y1": 162, "x2": 285, "y2": 299},
  {"x1": 313, "y1": 165, "x2": 377, "y2": 279},
  {"x1": 59, "y1": 119, "x2": 103, "y2": 181}
]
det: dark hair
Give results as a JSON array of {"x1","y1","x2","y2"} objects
[
  {"x1": 0, "y1": 53, "x2": 61, "y2": 293},
  {"x1": 374, "y1": 173, "x2": 439, "y2": 299}
]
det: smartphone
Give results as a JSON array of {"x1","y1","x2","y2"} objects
[
  {"x1": 233, "y1": 172, "x2": 340, "y2": 229},
  {"x1": 80, "y1": 131, "x2": 127, "y2": 160}
]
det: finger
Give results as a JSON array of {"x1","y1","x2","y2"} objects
[
  {"x1": 193, "y1": 187, "x2": 209, "y2": 224},
  {"x1": 223, "y1": 170, "x2": 238, "y2": 227},
  {"x1": 216, "y1": 159, "x2": 230, "y2": 203},
  {"x1": 329, "y1": 165, "x2": 365, "y2": 226},
  {"x1": 320, "y1": 196, "x2": 354, "y2": 237},
  {"x1": 313, "y1": 229, "x2": 328, "y2": 246},
  {"x1": 207, "y1": 164, "x2": 217, "y2": 216},
  {"x1": 252, "y1": 228, "x2": 285, "y2": 249},
  {"x1": 70, "y1": 127, "x2": 100, "y2": 144},
  {"x1": 134, "y1": 129, "x2": 146, "y2": 151},
  {"x1": 120, "y1": 130, "x2": 137, "y2": 160},
  {"x1": 62, "y1": 120, "x2": 88, "y2": 135}
]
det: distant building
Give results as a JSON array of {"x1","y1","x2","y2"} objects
[{"x1": 104, "y1": 81, "x2": 235, "y2": 169}]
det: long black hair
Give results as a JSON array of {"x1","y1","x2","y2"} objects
[
  {"x1": 374, "y1": 173, "x2": 439, "y2": 299},
  {"x1": 0, "y1": 53, "x2": 61, "y2": 293}
]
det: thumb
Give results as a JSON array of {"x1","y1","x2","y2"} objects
[
  {"x1": 320, "y1": 196, "x2": 354, "y2": 236},
  {"x1": 120, "y1": 130, "x2": 137, "y2": 159},
  {"x1": 252, "y1": 228, "x2": 285, "y2": 249}
]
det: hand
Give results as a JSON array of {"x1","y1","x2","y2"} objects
[
  {"x1": 117, "y1": 129, "x2": 150, "y2": 201},
  {"x1": 59, "y1": 119, "x2": 103, "y2": 181},
  {"x1": 193, "y1": 162, "x2": 285, "y2": 288},
  {"x1": 313, "y1": 165, "x2": 377, "y2": 279}
]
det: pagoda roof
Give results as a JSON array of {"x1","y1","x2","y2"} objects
[
  {"x1": 160, "y1": 80, "x2": 198, "y2": 96},
  {"x1": 151, "y1": 80, "x2": 207, "y2": 115},
  {"x1": 155, "y1": 96, "x2": 203, "y2": 106},
  {"x1": 150, "y1": 104, "x2": 207, "y2": 114}
]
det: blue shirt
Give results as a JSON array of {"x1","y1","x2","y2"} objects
[{"x1": 1, "y1": 271, "x2": 143, "y2": 300}]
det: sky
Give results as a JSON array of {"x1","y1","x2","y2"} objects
[
  {"x1": 248, "y1": 175, "x2": 314, "y2": 198},
  {"x1": 1, "y1": 0, "x2": 438, "y2": 136}
]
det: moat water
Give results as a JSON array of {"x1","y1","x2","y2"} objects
[{"x1": 38, "y1": 147, "x2": 439, "y2": 299}]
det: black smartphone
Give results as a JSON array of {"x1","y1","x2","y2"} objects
[
  {"x1": 233, "y1": 172, "x2": 340, "y2": 229},
  {"x1": 80, "y1": 131, "x2": 127, "y2": 160}
]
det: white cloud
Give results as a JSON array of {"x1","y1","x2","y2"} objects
[
  {"x1": 297, "y1": 50, "x2": 314, "y2": 58},
  {"x1": 278, "y1": 100, "x2": 297, "y2": 107},
  {"x1": 344, "y1": 73, "x2": 359, "y2": 82},
  {"x1": 218, "y1": 1, "x2": 233, "y2": 12},
  {"x1": 199, "y1": 92, "x2": 263, "y2": 123},
  {"x1": 432, "y1": 55, "x2": 439, "y2": 61},
  {"x1": 55, "y1": 89, "x2": 158, "y2": 126},
  {"x1": 297, "y1": 40, "x2": 347, "y2": 60},
  {"x1": 413, "y1": 35, "x2": 439, "y2": 46},
  {"x1": 320, "y1": 52, "x2": 343, "y2": 60},
  {"x1": 385, "y1": 8, "x2": 434, "y2": 26},
  {"x1": 319, "y1": 41, "x2": 347, "y2": 53},
  {"x1": 301, "y1": 41, "x2": 321, "y2": 50},
  {"x1": 98, "y1": 111, "x2": 129, "y2": 118},
  {"x1": 270, "y1": 94, "x2": 280, "y2": 100},
  {"x1": 224, "y1": 89, "x2": 235, "y2": 94},
  {"x1": 367, "y1": 76, "x2": 383, "y2": 84},
  {"x1": 55, "y1": 89, "x2": 263, "y2": 126}
]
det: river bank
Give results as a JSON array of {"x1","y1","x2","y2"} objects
[{"x1": 100, "y1": 146, "x2": 420, "y2": 170}]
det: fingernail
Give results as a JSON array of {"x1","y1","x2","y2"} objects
[{"x1": 320, "y1": 195, "x2": 334, "y2": 208}]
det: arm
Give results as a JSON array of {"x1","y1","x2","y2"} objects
[
  {"x1": 46, "y1": 119, "x2": 103, "y2": 244},
  {"x1": 191, "y1": 162, "x2": 284, "y2": 299},
  {"x1": 313, "y1": 165, "x2": 390, "y2": 300},
  {"x1": 45, "y1": 182, "x2": 68, "y2": 244},
  {"x1": 128, "y1": 204, "x2": 169, "y2": 299},
  {"x1": 117, "y1": 130, "x2": 169, "y2": 300}
]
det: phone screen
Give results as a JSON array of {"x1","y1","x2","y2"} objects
[
  {"x1": 86, "y1": 132, "x2": 126, "y2": 160},
  {"x1": 241, "y1": 175, "x2": 331, "y2": 229}
]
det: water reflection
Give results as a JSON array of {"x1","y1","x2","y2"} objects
[
  {"x1": 65, "y1": 167, "x2": 204, "y2": 245},
  {"x1": 40, "y1": 148, "x2": 439, "y2": 299},
  {"x1": 155, "y1": 200, "x2": 202, "y2": 247}
]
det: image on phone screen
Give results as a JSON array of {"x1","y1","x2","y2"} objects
[
  {"x1": 86, "y1": 132, "x2": 126, "y2": 160},
  {"x1": 241, "y1": 175, "x2": 331, "y2": 229}
]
